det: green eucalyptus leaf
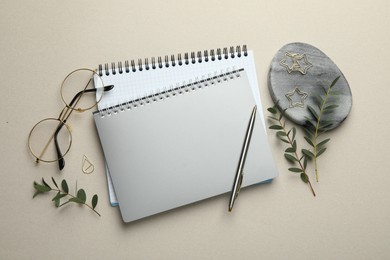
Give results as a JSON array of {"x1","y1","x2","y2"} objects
[
  {"x1": 277, "y1": 131, "x2": 287, "y2": 137},
  {"x1": 307, "y1": 105, "x2": 319, "y2": 121},
  {"x1": 61, "y1": 180, "x2": 69, "y2": 194},
  {"x1": 317, "y1": 147, "x2": 327, "y2": 157},
  {"x1": 269, "y1": 125, "x2": 283, "y2": 130},
  {"x1": 304, "y1": 128, "x2": 314, "y2": 139},
  {"x1": 321, "y1": 86, "x2": 328, "y2": 95},
  {"x1": 52, "y1": 191, "x2": 61, "y2": 201},
  {"x1": 304, "y1": 136, "x2": 314, "y2": 147},
  {"x1": 292, "y1": 140, "x2": 297, "y2": 151},
  {"x1": 302, "y1": 149, "x2": 314, "y2": 159},
  {"x1": 42, "y1": 178, "x2": 51, "y2": 189},
  {"x1": 51, "y1": 177, "x2": 59, "y2": 189},
  {"x1": 276, "y1": 133, "x2": 287, "y2": 142},
  {"x1": 330, "y1": 90, "x2": 343, "y2": 95},
  {"x1": 324, "y1": 104, "x2": 338, "y2": 111},
  {"x1": 77, "y1": 189, "x2": 87, "y2": 203},
  {"x1": 279, "y1": 108, "x2": 288, "y2": 120},
  {"x1": 92, "y1": 195, "x2": 98, "y2": 209},
  {"x1": 33, "y1": 190, "x2": 41, "y2": 199},
  {"x1": 300, "y1": 173, "x2": 309, "y2": 183},
  {"x1": 34, "y1": 182, "x2": 51, "y2": 193},
  {"x1": 319, "y1": 122, "x2": 333, "y2": 130},
  {"x1": 288, "y1": 167, "x2": 303, "y2": 173},
  {"x1": 292, "y1": 127, "x2": 297, "y2": 141},
  {"x1": 280, "y1": 138, "x2": 290, "y2": 144},
  {"x1": 54, "y1": 198, "x2": 60, "y2": 207},
  {"x1": 52, "y1": 191, "x2": 67, "y2": 202},
  {"x1": 279, "y1": 111, "x2": 284, "y2": 120},
  {"x1": 284, "y1": 153, "x2": 297, "y2": 163},
  {"x1": 312, "y1": 94, "x2": 324, "y2": 107},
  {"x1": 317, "y1": 138, "x2": 330, "y2": 148},
  {"x1": 303, "y1": 156, "x2": 308, "y2": 169},
  {"x1": 285, "y1": 147, "x2": 295, "y2": 153},
  {"x1": 304, "y1": 118, "x2": 316, "y2": 129},
  {"x1": 267, "y1": 107, "x2": 277, "y2": 114},
  {"x1": 329, "y1": 76, "x2": 340, "y2": 89},
  {"x1": 323, "y1": 109, "x2": 336, "y2": 115}
]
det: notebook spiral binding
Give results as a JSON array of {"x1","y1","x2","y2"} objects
[
  {"x1": 98, "y1": 69, "x2": 243, "y2": 118},
  {"x1": 98, "y1": 45, "x2": 247, "y2": 77}
]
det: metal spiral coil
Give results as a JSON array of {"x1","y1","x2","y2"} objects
[
  {"x1": 98, "y1": 45, "x2": 247, "y2": 77},
  {"x1": 98, "y1": 69, "x2": 243, "y2": 118}
]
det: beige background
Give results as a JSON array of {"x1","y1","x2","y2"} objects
[{"x1": 1, "y1": 0, "x2": 390, "y2": 259}]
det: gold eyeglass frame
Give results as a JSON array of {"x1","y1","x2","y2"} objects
[{"x1": 28, "y1": 68, "x2": 111, "y2": 168}]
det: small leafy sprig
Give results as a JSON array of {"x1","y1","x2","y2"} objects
[
  {"x1": 33, "y1": 177, "x2": 100, "y2": 216},
  {"x1": 304, "y1": 76, "x2": 340, "y2": 182},
  {"x1": 268, "y1": 106, "x2": 316, "y2": 196}
]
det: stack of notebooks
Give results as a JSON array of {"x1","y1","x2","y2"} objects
[{"x1": 93, "y1": 45, "x2": 278, "y2": 223}]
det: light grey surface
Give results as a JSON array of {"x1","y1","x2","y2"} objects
[
  {"x1": 94, "y1": 71, "x2": 278, "y2": 223},
  {"x1": 268, "y1": 42, "x2": 352, "y2": 129}
]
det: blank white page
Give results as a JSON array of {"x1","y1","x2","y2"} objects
[
  {"x1": 93, "y1": 70, "x2": 278, "y2": 223},
  {"x1": 94, "y1": 47, "x2": 266, "y2": 206}
]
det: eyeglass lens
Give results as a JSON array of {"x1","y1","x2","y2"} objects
[
  {"x1": 28, "y1": 69, "x2": 109, "y2": 169},
  {"x1": 61, "y1": 69, "x2": 104, "y2": 112},
  {"x1": 28, "y1": 118, "x2": 71, "y2": 163}
]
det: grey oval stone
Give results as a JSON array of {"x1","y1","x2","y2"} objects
[{"x1": 268, "y1": 42, "x2": 352, "y2": 130}]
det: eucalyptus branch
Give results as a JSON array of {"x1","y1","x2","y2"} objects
[
  {"x1": 268, "y1": 106, "x2": 316, "y2": 196},
  {"x1": 33, "y1": 177, "x2": 100, "y2": 216},
  {"x1": 304, "y1": 76, "x2": 340, "y2": 182}
]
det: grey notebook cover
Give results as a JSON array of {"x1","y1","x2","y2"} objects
[{"x1": 93, "y1": 70, "x2": 278, "y2": 223}]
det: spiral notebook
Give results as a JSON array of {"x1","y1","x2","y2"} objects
[
  {"x1": 93, "y1": 69, "x2": 278, "y2": 223},
  {"x1": 96, "y1": 45, "x2": 270, "y2": 206},
  {"x1": 97, "y1": 46, "x2": 262, "y2": 112}
]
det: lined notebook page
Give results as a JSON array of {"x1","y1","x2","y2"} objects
[{"x1": 93, "y1": 70, "x2": 278, "y2": 223}]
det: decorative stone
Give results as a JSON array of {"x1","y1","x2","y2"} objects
[{"x1": 268, "y1": 42, "x2": 352, "y2": 130}]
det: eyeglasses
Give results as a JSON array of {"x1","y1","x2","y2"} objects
[{"x1": 28, "y1": 68, "x2": 114, "y2": 170}]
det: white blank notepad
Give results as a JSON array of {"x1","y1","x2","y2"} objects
[
  {"x1": 95, "y1": 45, "x2": 267, "y2": 206},
  {"x1": 93, "y1": 70, "x2": 278, "y2": 223}
]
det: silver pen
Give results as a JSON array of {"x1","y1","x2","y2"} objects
[{"x1": 228, "y1": 105, "x2": 257, "y2": 212}]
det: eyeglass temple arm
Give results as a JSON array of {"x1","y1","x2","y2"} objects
[
  {"x1": 54, "y1": 85, "x2": 114, "y2": 170},
  {"x1": 54, "y1": 123, "x2": 66, "y2": 170},
  {"x1": 67, "y1": 85, "x2": 114, "y2": 109}
]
